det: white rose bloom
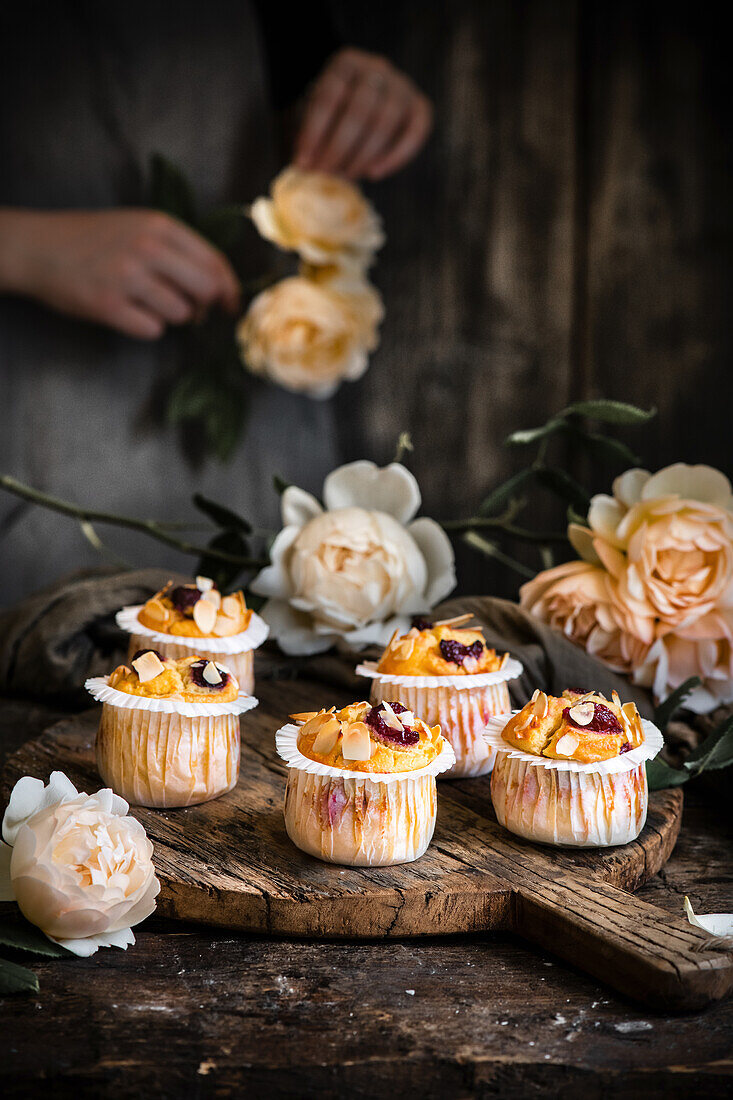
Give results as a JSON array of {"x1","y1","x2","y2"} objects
[
  {"x1": 0, "y1": 771, "x2": 160, "y2": 957},
  {"x1": 237, "y1": 275, "x2": 382, "y2": 398},
  {"x1": 251, "y1": 461, "x2": 456, "y2": 655},
  {"x1": 249, "y1": 167, "x2": 384, "y2": 269}
]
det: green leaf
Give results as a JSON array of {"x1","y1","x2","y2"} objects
[
  {"x1": 192, "y1": 493, "x2": 251, "y2": 534},
  {"x1": 685, "y1": 716, "x2": 733, "y2": 773},
  {"x1": 505, "y1": 418, "x2": 565, "y2": 447},
  {"x1": 199, "y1": 205, "x2": 245, "y2": 255},
  {"x1": 567, "y1": 426, "x2": 641, "y2": 467},
  {"x1": 197, "y1": 530, "x2": 249, "y2": 591},
  {"x1": 653, "y1": 677, "x2": 702, "y2": 731},
  {"x1": 149, "y1": 154, "x2": 197, "y2": 225},
  {"x1": 0, "y1": 957, "x2": 39, "y2": 994},
  {"x1": 534, "y1": 466, "x2": 591, "y2": 512},
  {"x1": 561, "y1": 399, "x2": 656, "y2": 425},
  {"x1": 462, "y1": 531, "x2": 535, "y2": 579},
  {"x1": 273, "y1": 474, "x2": 291, "y2": 496},
  {"x1": 567, "y1": 505, "x2": 588, "y2": 526},
  {"x1": 478, "y1": 468, "x2": 534, "y2": 516},
  {"x1": 646, "y1": 757, "x2": 689, "y2": 790},
  {"x1": 0, "y1": 918, "x2": 68, "y2": 958},
  {"x1": 167, "y1": 369, "x2": 248, "y2": 463}
]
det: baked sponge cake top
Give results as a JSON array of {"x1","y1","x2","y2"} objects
[
  {"x1": 292, "y1": 700, "x2": 443, "y2": 774},
  {"x1": 501, "y1": 688, "x2": 644, "y2": 764},
  {"x1": 109, "y1": 650, "x2": 239, "y2": 704},
  {"x1": 138, "y1": 577, "x2": 252, "y2": 638},
  {"x1": 376, "y1": 614, "x2": 509, "y2": 677}
]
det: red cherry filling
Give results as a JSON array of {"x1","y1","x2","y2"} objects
[
  {"x1": 411, "y1": 616, "x2": 433, "y2": 631},
  {"x1": 439, "y1": 639, "x2": 484, "y2": 666},
  {"x1": 189, "y1": 659, "x2": 229, "y2": 690},
  {"x1": 131, "y1": 648, "x2": 164, "y2": 663},
  {"x1": 566, "y1": 702, "x2": 623, "y2": 736},
  {"x1": 169, "y1": 585, "x2": 203, "y2": 614},
  {"x1": 365, "y1": 702, "x2": 419, "y2": 747}
]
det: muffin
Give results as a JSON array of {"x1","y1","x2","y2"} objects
[
  {"x1": 486, "y1": 689, "x2": 663, "y2": 847},
  {"x1": 116, "y1": 576, "x2": 269, "y2": 694},
  {"x1": 86, "y1": 649, "x2": 257, "y2": 808},
  {"x1": 276, "y1": 699, "x2": 455, "y2": 866},
  {"x1": 356, "y1": 615, "x2": 522, "y2": 778}
]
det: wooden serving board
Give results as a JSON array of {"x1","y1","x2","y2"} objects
[{"x1": 4, "y1": 674, "x2": 733, "y2": 1011}]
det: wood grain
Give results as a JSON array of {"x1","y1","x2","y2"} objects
[{"x1": 3, "y1": 674, "x2": 731, "y2": 1010}]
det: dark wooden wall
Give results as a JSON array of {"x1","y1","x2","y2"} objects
[
  {"x1": 0, "y1": 0, "x2": 729, "y2": 603},
  {"x1": 332, "y1": 0, "x2": 732, "y2": 594}
]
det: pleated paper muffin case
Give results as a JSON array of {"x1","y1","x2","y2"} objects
[
  {"x1": 275, "y1": 723, "x2": 456, "y2": 867},
  {"x1": 484, "y1": 714, "x2": 664, "y2": 848},
  {"x1": 86, "y1": 677, "x2": 258, "y2": 809},
  {"x1": 355, "y1": 659, "x2": 523, "y2": 779},
  {"x1": 116, "y1": 605, "x2": 270, "y2": 695}
]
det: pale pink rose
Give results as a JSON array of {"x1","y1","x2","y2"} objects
[
  {"x1": 0, "y1": 772, "x2": 160, "y2": 957},
  {"x1": 519, "y1": 560, "x2": 650, "y2": 674}
]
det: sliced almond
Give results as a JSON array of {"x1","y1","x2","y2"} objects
[
  {"x1": 568, "y1": 702, "x2": 595, "y2": 726},
  {"x1": 196, "y1": 575, "x2": 214, "y2": 592},
  {"x1": 612, "y1": 690, "x2": 621, "y2": 707},
  {"x1": 312, "y1": 717, "x2": 341, "y2": 755},
  {"x1": 432, "y1": 613, "x2": 475, "y2": 628},
  {"x1": 622, "y1": 701, "x2": 642, "y2": 745},
  {"x1": 291, "y1": 710, "x2": 318, "y2": 723},
  {"x1": 463, "y1": 656, "x2": 479, "y2": 674},
  {"x1": 395, "y1": 638, "x2": 415, "y2": 661},
  {"x1": 341, "y1": 722, "x2": 372, "y2": 761},
  {"x1": 202, "y1": 661, "x2": 223, "y2": 686},
  {"x1": 202, "y1": 588, "x2": 221, "y2": 610},
  {"x1": 499, "y1": 653, "x2": 509, "y2": 669},
  {"x1": 220, "y1": 594, "x2": 243, "y2": 620},
  {"x1": 193, "y1": 598, "x2": 217, "y2": 634},
  {"x1": 143, "y1": 598, "x2": 169, "y2": 623},
  {"x1": 400, "y1": 710, "x2": 416, "y2": 728},
  {"x1": 554, "y1": 733, "x2": 579, "y2": 757},
  {"x1": 531, "y1": 688, "x2": 540, "y2": 703},
  {"x1": 300, "y1": 712, "x2": 330, "y2": 738},
  {"x1": 531, "y1": 691, "x2": 549, "y2": 719},
  {"x1": 109, "y1": 665, "x2": 129, "y2": 688},
  {"x1": 212, "y1": 612, "x2": 236, "y2": 636},
  {"x1": 132, "y1": 651, "x2": 166, "y2": 682},
  {"x1": 381, "y1": 702, "x2": 404, "y2": 731}
]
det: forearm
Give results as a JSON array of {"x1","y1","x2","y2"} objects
[{"x1": 0, "y1": 208, "x2": 42, "y2": 296}]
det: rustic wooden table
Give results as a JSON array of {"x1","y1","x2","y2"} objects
[{"x1": 1, "y1": 684, "x2": 732, "y2": 1099}]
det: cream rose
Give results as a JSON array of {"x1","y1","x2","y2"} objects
[
  {"x1": 633, "y1": 607, "x2": 733, "y2": 713},
  {"x1": 249, "y1": 167, "x2": 384, "y2": 268},
  {"x1": 237, "y1": 275, "x2": 382, "y2": 398},
  {"x1": 519, "y1": 560, "x2": 651, "y2": 674},
  {"x1": 251, "y1": 461, "x2": 456, "y2": 654},
  {"x1": 0, "y1": 771, "x2": 160, "y2": 957}
]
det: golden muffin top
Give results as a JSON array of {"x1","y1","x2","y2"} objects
[
  {"x1": 376, "y1": 615, "x2": 508, "y2": 677},
  {"x1": 293, "y1": 700, "x2": 443, "y2": 774},
  {"x1": 501, "y1": 689, "x2": 644, "y2": 764},
  {"x1": 109, "y1": 650, "x2": 239, "y2": 703},
  {"x1": 137, "y1": 577, "x2": 252, "y2": 638}
]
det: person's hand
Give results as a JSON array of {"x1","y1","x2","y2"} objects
[
  {"x1": 0, "y1": 209, "x2": 240, "y2": 339},
  {"x1": 294, "y1": 48, "x2": 432, "y2": 180}
]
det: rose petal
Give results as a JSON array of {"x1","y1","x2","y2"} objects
[
  {"x1": 407, "y1": 517, "x2": 456, "y2": 605},
  {"x1": 641, "y1": 463, "x2": 733, "y2": 509},
  {"x1": 684, "y1": 897, "x2": 733, "y2": 939},
  {"x1": 612, "y1": 468, "x2": 651, "y2": 508},
  {"x1": 281, "y1": 486, "x2": 323, "y2": 528},
  {"x1": 2, "y1": 772, "x2": 78, "y2": 846},
  {"x1": 49, "y1": 926, "x2": 136, "y2": 958},
  {"x1": 568, "y1": 524, "x2": 602, "y2": 565},
  {"x1": 259, "y1": 599, "x2": 336, "y2": 655},
  {"x1": 588, "y1": 494, "x2": 627, "y2": 546},
  {"x1": 323, "y1": 461, "x2": 421, "y2": 523},
  {"x1": 250, "y1": 526, "x2": 301, "y2": 600}
]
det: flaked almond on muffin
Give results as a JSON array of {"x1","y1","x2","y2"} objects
[
  {"x1": 376, "y1": 615, "x2": 509, "y2": 677},
  {"x1": 109, "y1": 650, "x2": 239, "y2": 704},
  {"x1": 501, "y1": 688, "x2": 644, "y2": 764},
  {"x1": 138, "y1": 577, "x2": 252, "y2": 638}
]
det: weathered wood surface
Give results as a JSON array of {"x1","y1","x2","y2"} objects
[
  {"x1": 1, "y1": 1, "x2": 730, "y2": 604},
  {"x1": 1, "y1": 691, "x2": 733, "y2": 1097},
  {"x1": 4, "y1": 672, "x2": 731, "y2": 1011}
]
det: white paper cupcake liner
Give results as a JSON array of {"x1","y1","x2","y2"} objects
[
  {"x1": 85, "y1": 676, "x2": 259, "y2": 719},
  {"x1": 275, "y1": 723, "x2": 456, "y2": 784},
  {"x1": 484, "y1": 713, "x2": 663, "y2": 775},
  {"x1": 116, "y1": 605, "x2": 269, "y2": 654},
  {"x1": 355, "y1": 657, "x2": 523, "y2": 691}
]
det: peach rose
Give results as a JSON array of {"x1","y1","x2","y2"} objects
[
  {"x1": 249, "y1": 167, "x2": 384, "y2": 269},
  {"x1": 570, "y1": 464, "x2": 733, "y2": 630},
  {"x1": 519, "y1": 560, "x2": 650, "y2": 674},
  {"x1": 237, "y1": 275, "x2": 382, "y2": 398},
  {"x1": 0, "y1": 772, "x2": 160, "y2": 956},
  {"x1": 633, "y1": 606, "x2": 733, "y2": 713}
]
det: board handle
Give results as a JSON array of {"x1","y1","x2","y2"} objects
[{"x1": 514, "y1": 871, "x2": 733, "y2": 1010}]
